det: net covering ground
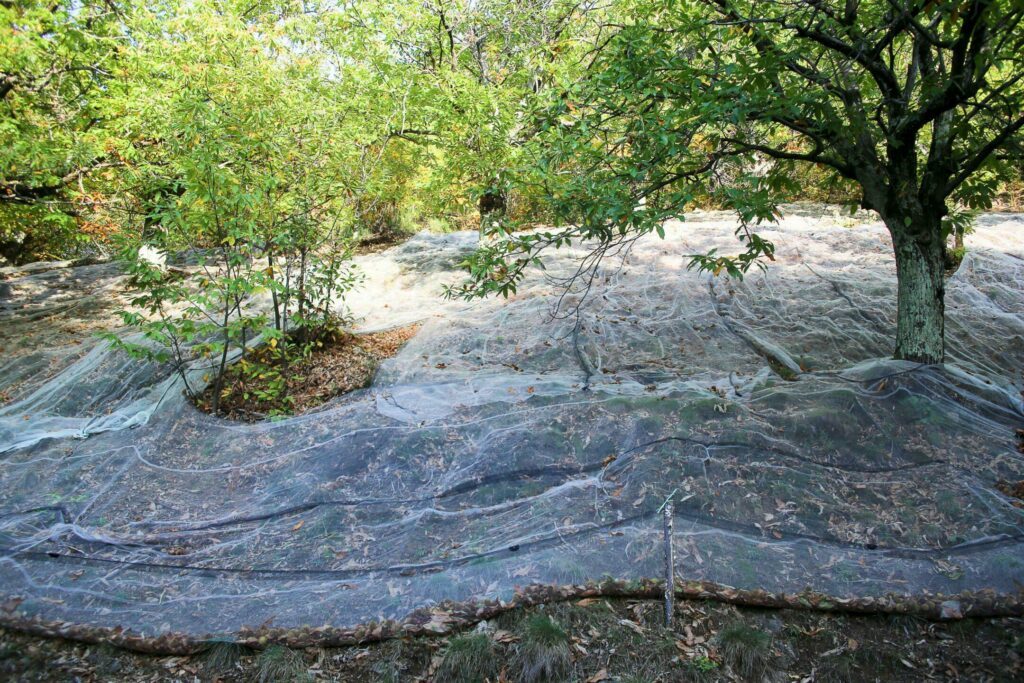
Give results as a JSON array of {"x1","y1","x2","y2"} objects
[{"x1": 0, "y1": 206, "x2": 1022, "y2": 639}]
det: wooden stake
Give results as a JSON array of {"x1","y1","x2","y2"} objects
[{"x1": 663, "y1": 501, "x2": 675, "y2": 628}]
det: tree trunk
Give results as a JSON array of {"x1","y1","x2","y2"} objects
[
  {"x1": 889, "y1": 223, "x2": 946, "y2": 363},
  {"x1": 269, "y1": 252, "x2": 281, "y2": 332},
  {"x1": 478, "y1": 189, "x2": 506, "y2": 237},
  {"x1": 478, "y1": 189, "x2": 506, "y2": 217},
  {"x1": 210, "y1": 298, "x2": 233, "y2": 415}
]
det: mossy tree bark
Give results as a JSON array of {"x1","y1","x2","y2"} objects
[{"x1": 889, "y1": 221, "x2": 946, "y2": 364}]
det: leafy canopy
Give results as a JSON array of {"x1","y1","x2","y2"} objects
[{"x1": 450, "y1": 0, "x2": 1024, "y2": 298}]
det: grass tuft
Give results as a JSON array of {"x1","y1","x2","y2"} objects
[
  {"x1": 200, "y1": 640, "x2": 252, "y2": 675},
  {"x1": 682, "y1": 655, "x2": 720, "y2": 682},
  {"x1": 370, "y1": 638, "x2": 434, "y2": 683},
  {"x1": 717, "y1": 621, "x2": 772, "y2": 679},
  {"x1": 512, "y1": 613, "x2": 571, "y2": 682},
  {"x1": 369, "y1": 639, "x2": 403, "y2": 683},
  {"x1": 256, "y1": 645, "x2": 311, "y2": 683},
  {"x1": 435, "y1": 632, "x2": 498, "y2": 683}
]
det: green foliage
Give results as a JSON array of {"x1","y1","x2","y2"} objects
[
  {"x1": 0, "y1": 0, "x2": 126, "y2": 262},
  {"x1": 684, "y1": 654, "x2": 721, "y2": 681},
  {"x1": 690, "y1": 655, "x2": 719, "y2": 672},
  {"x1": 3, "y1": 0, "x2": 591, "y2": 261},
  {"x1": 105, "y1": 2, "x2": 366, "y2": 415},
  {"x1": 6, "y1": 0, "x2": 1024, "y2": 364},
  {"x1": 308, "y1": 0, "x2": 602, "y2": 230},
  {"x1": 80, "y1": 1, "x2": 613, "y2": 415},
  {"x1": 10, "y1": 0, "x2": 604, "y2": 409},
  {"x1": 448, "y1": 0, "x2": 1024, "y2": 362}
]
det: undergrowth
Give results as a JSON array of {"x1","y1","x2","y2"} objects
[
  {"x1": 717, "y1": 621, "x2": 772, "y2": 679},
  {"x1": 200, "y1": 640, "x2": 252, "y2": 675},
  {"x1": 436, "y1": 632, "x2": 498, "y2": 682},
  {"x1": 256, "y1": 645, "x2": 311, "y2": 683},
  {"x1": 512, "y1": 613, "x2": 571, "y2": 682}
]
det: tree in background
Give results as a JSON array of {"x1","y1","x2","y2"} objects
[
  {"x1": 454, "y1": 0, "x2": 1024, "y2": 363},
  {"x1": 407, "y1": 0, "x2": 606, "y2": 228},
  {"x1": 1, "y1": 0, "x2": 608, "y2": 413},
  {"x1": 325, "y1": 0, "x2": 606, "y2": 232},
  {"x1": 110, "y1": 2, "x2": 369, "y2": 415},
  {"x1": 0, "y1": 0, "x2": 127, "y2": 262},
  {"x1": 0, "y1": 1, "x2": 603, "y2": 258},
  {"x1": 8, "y1": 0, "x2": 1022, "y2": 366}
]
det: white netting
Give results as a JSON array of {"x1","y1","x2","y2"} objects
[{"x1": 0, "y1": 206, "x2": 1022, "y2": 638}]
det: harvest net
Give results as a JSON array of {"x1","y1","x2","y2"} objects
[{"x1": 0, "y1": 206, "x2": 1022, "y2": 646}]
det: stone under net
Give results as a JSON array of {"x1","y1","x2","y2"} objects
[{"x1": 0, "y1": 207, "x2": 1022, "y2": 647}]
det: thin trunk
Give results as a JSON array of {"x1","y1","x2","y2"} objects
[
  {"x1": 283, "y1": 263, "x2": 291, "y2": 339},
  {"x1": 322, "y1": 267, "x2": 336, "y2": 338},
  {"x1": 211, "y1": 303, "x2": 232, "y2": 414},
  {"x1": 281, "y1": 263, "x2": 291, "y2": 374},
  {"x1": 235, "y1": 291, "x2": 246, "y2": 357},
  {"x1": 269, "y1": 251, "x2": 281, "y2": 332},
  {"x1": 945, "y1": 224, "x2": 966, "y2": 270},
  {"x1": 297, "y1": 247, "x2": 307, "y2": 338},
  {"x1": 889, "y1": 221, "x2": 946, "y2": 363}
]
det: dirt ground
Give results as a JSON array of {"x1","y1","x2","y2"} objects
[
  {"x1": 195, "y1": 324, "x2": 420, "y2": 420},
  {"x1": 1, "y1": 597, "x2": 1021, "y2": 682}
]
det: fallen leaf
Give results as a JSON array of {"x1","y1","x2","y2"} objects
[
  {"x1": 619, "y1": 619, "x2": 644, "y2": 635},
  {"x1": 424, "y1": 611, "x2": 453, "y2": 633}
]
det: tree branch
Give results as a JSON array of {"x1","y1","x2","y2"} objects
[
  {"x1": 945, "y1": 114, "x2": 1024, "y2": 196},
  {"x1": 0, "y1": 156, "x2": 120, "y2": 205},
  {"x1": 723, "y1": 137, "x2": 856, "y2": 178}
]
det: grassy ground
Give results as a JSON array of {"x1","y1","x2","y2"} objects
[{"x1": 1, "y1": 597, "x2": 1022, "y2": 682}]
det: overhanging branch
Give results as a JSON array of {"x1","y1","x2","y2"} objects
[{"x1": 0, "y1": 156, "x2": 120, "y2": 205}]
